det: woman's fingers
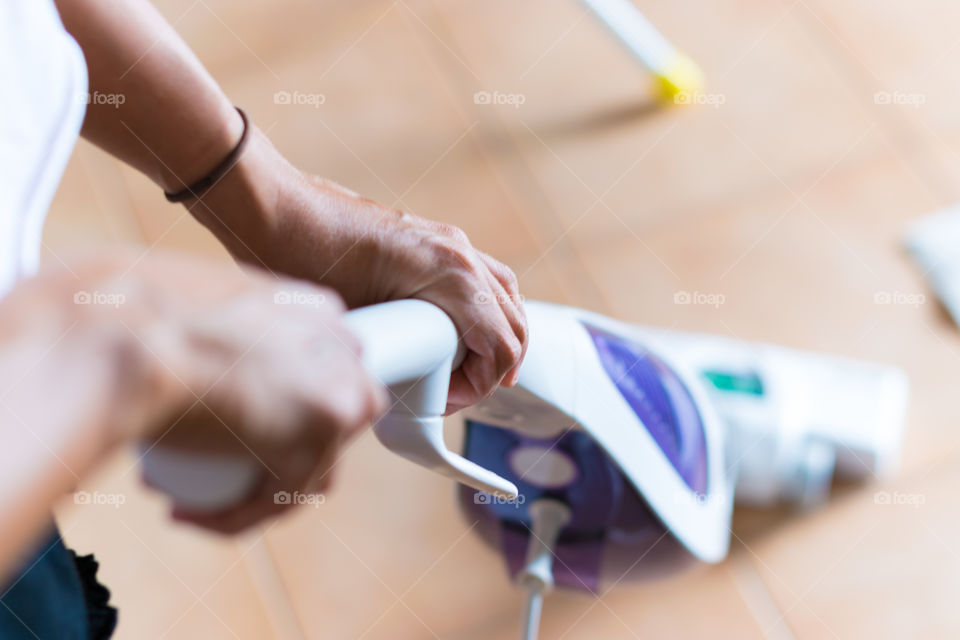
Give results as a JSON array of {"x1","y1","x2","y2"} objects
[
  {"x1": 478, "y1": 253, "x2": 527, "y2": 385},
  {"x1": 444, "y1": 275, "x2": 525, "y2": 411},
  {"x1": 148, "y1": 270, "x2": 384, "y2": 535}
]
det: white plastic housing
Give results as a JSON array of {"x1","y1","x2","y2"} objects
[
  {"x1": 632, "y1": 328, "x2": 910, "y2": 507},
  {"x1": 140, "y1": 300, "x2": 518, "y2": 512},
  {"x1": 346, "y1": 301, "x2": 518, "y2": 498},
  {"x1": 462, "y1": 301, "x2": 910, "y2": 561}
]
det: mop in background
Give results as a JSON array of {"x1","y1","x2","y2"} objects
[{"x1": 580, "y1": 0, "x2": 704, "y2": 104}]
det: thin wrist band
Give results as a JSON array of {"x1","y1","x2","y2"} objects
[{"x1": 163, "y1": 106, "x2": 250, "y2": 203}]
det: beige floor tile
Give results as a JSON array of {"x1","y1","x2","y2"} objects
[
  {"x1": 901, "y1": 130, "x2": 960, "y2": 204},
  {"x1": 799, "y1": 0, "x2": 960, "y2": 139},
  {"x1": 426, "y1": 0, "x2": 890, "y2": 246},
  {"x1": 55, "y1": 451, "x2": 277, "y2": 640},
  {"x1": 747, "y1": 459, "x2": 960, "y2": 639},
  {"x1": 449, "y1": 564, "x2": 768, "y2": 640}
]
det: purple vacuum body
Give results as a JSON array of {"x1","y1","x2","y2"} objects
[{"x1": 459, "y1": 321, "x2": 713, "y2": 593}]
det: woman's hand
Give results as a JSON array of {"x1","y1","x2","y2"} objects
[
  {"x1": 186, "y1": 128, "x2": 528, "y2": 414},
  {"x1": 0, "y1": 249, "x2": 387, "y2": 563},
  {"x1": 132, "y1": 252, "x2": 388, "y2": 532},
  {"x1": 26, "y1": 251, "x2": 385, "y2": 533}
]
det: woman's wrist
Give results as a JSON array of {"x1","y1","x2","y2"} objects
[
  {"x1": 176, "y1": 124, "x2": 294, "y2": 263},
  {"x1": 154, "y1": 100, "x2": 245, "y2": 195}
]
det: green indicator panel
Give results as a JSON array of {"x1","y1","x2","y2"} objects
[{"x1": 702, "y1": 370, "x2": 765, "y2": 396}]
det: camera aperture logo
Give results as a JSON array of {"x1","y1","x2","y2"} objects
[
  {"x1": 674, "y1": 91, "x2": 725, "y2": 108},
  {"x1": 274, "y1": 290, "x2": 326, "y2": 308},
  {"x1": 674, "y1": 290, "x2": 725, "y2": 308},
  {"x1": 82, "y1": 91, "x2": 126, "y2": 109},
  {"x1": 473, "y1": 90, "x2": 526, "y2": 109},
  {"x1": 473, "y1": 291, "x2": 525, "y2": 305},
  {"x1": 74, "y1": 290, "x2": 126, "y2": 308},
  {"x1": 273, "y1": 490, "x2": 326, "y2": 508},
  {"x1": 274, "y1": 90, "x2": 326, "y2": 108},
  {"x1": 873, "y1": 90, "x2": 925, "y2": 108},
  {"x1": 473, "y1": 491, "x2": 526, "y2": 509},
  {"x1": 873, "y1": 490, "x2": 925, "y2": 508},
  {"x1": 873, "y1": 291, "x2": 925, "y2": 308},
  {"x1": 73, "y1": 490, "x2": 126, "y2": 509}
]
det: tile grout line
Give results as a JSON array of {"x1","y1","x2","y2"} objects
[
  {"x1": 241, "y1": 530, "x2": 309, "y2": 640},
  {"x1": 728, "y1": 551, "x2": 798, "y2": 640}
]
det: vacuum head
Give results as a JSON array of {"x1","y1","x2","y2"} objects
[
  {"x1": 459, "y1": 301, "x2": 909, "y2": 604},
  {"x1": 460, "y1": 301, "x2": 734, "y2": 583}
]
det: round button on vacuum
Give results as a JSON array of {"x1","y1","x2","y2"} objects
[{"x1": 508, "y1": 446, "x2": 578, "y2": 489}]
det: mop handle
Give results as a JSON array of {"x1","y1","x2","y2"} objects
[
  {"x1": 139, "y1": 299, "x2": 518, "y2": 512},
  {"x1": 581, "y1": 0, "x2": 676, "y2": 71}
]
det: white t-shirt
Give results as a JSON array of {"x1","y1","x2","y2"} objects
[{"x1": 0, "y1": 0, "x2": 88, "y2": 295}]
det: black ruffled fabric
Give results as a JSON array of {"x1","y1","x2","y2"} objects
[
  {"x1": 68, "y1": 552, "x2": 117, "y2": 640},
  {"x1": 0, "y1": 526, "x2": 116, "y2": 639}
]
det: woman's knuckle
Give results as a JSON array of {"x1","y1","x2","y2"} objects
[
  {"x1": 504, "y1": 268, "x2": 520, "y2": 292},
  {"x1": 493, "y1": 333, "x2": 522, "y2": 369},
  {"x1": 394, "y1": 209, "x2": 417, "y2": 225},
  {"x1": 431, "y1": 238, "x2": 479, "y2": 274},
  {"x1": 433, "y1": 222, "x2": 470, "y2": 244}
]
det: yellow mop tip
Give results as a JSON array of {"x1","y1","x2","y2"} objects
[{"x1": 654, "y1": 53, "x2": 705, "y2": 105}]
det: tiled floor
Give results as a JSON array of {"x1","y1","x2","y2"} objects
[{"x1": 47, "y1": 1, "x2": 960, "y2": 638}]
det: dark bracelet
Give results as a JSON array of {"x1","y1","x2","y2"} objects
[{"x1": 163, "y1": 106, "x2": 250, "y2": 203}]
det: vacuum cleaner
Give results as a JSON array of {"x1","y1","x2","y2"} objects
[{"x1": 141, "y1": 299, "x2": 909, "y2": 640}]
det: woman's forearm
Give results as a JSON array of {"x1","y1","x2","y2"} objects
[
  {"x1": 0, "y1": 259, "x2": 161, "y2": 580},
  {"x1": 0, "y1": 335, "x2": 123, "y2": 580},
  {"x1": 54, "y1": 0, "x2": 242, "y2": 193},
  {"x1": 50, "y1": 0, "x2": 529, "y2": 412}
]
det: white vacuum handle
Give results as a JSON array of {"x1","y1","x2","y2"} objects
[{"x1": 140, "y1": 299, "x2": 519, "y2": 512}]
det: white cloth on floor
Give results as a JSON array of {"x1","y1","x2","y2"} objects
[{"x1": 904, "y1": 205, "x2": 960, "y2": 327}]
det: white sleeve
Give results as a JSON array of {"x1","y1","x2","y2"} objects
[{"x1": 0, "y1": 0, "x2": 88, "y2": 295}]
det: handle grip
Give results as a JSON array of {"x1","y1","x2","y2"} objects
[{"x1": 140, "y1": 299, "x2": 518, "y2": 512}]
